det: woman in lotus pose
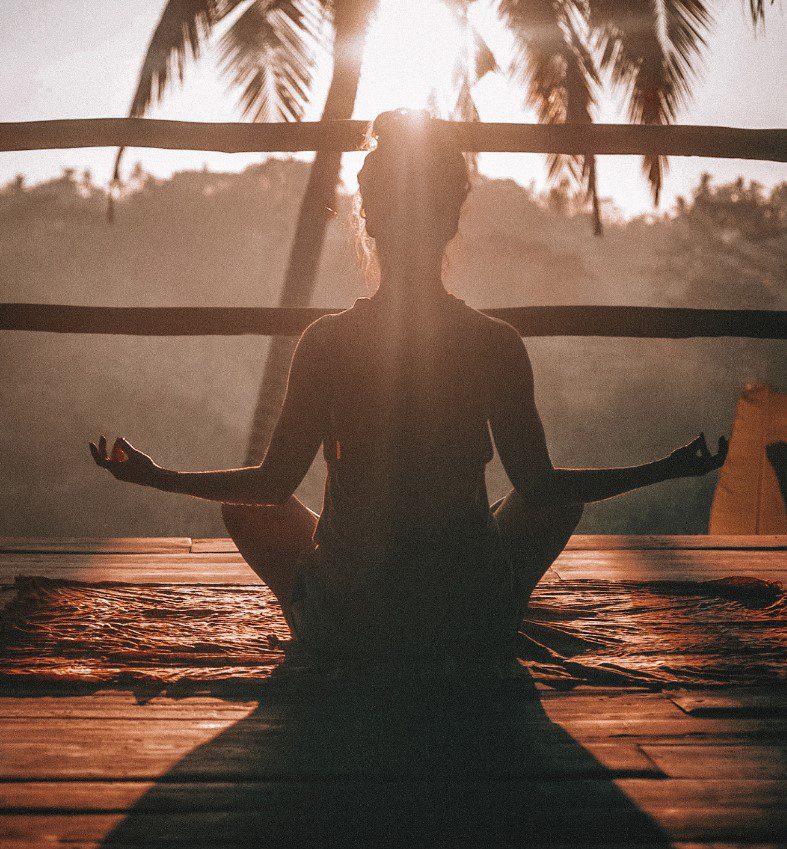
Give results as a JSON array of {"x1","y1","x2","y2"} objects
[{"x1": 91, "y1": 110, "x2": 727, "y2": 671}]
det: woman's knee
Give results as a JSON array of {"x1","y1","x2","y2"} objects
[
  {"x1": 221, "y1": 498, "x2": 318, "y2": 554},
  {"x1": 221, "y1": 501, "x2": 262, "y2": 533}
]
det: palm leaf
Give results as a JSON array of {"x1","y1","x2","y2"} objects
[
  {"x1": 219, "y1": 0, "x2": 324, "y2": 122},
  {"x1": 110, "y1": 0, "x2": 245, "y2": 218},
  {"x1": 128, "y1": 0, "x2": 246, "y2": 119},
  {"x1": 441, "y1": 4, "x2": 499, "y2": 174},
  {"x1": 749, "y1": 0, "x2": 775, "y2": 26},
  {"x1": 470, "y1": 24, "x2": 498, "y2": 81},
  {"x1": 591, "y1": 0, "x2": 710, "y2": 205},
  {"x1": 451, "y1": 79, "x2": 482, "y2": 174},
  {"x1": 500, "y1": 0, "x2": 602, "y2": 232}
]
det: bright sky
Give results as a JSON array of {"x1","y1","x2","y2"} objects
[{"x1": 1, "y1": 0, "x2": 785, "y2": 216}]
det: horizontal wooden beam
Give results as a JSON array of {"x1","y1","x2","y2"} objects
[
  {"x1": 1, "y1": 118, "x2": 785, "y2": 160},
  {"x1": 1, "y1": 303, "x2": 784, "y2": 339}
]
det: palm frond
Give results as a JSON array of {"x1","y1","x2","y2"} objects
[
  {"x1": 219, "y1": 0, "x2": 323, "y2": 123},
  {"x1": 748, "y1": 0, "x2": 775, "y2": 26},
  {"x1": 500, "y1": 0, "x2": 602, "y2": 232},
  {"x1": 128, "y1": 0, "x2": 245, "y2": 119},
  {"x1": 451, "y1": 79, "x2": 481, "y2": 174},
  {"x1": 445, "y1": 5, "x2": 498, "y2": 91},
  {"x1": 591, "y1": 0, "x2": 710, "y2": 204},
  {"x1": 471, "y1": 26, "x2": 498, "y2": 81},
  {"x1": 110, "y1": 0, "x2": 245, "y2": 219},
  {"x1": 443, "y1": 5, "x2": 499, "y2": 174}
]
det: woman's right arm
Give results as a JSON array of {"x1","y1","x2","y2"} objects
[{"x1": 488, "y1": 325, "x2": 727, "y2": 507}]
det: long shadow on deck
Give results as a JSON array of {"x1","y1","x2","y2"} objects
[{"x1": 100, "y1": 670, "x2": 672, "y2": 848}]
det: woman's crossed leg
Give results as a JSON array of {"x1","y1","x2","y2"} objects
[
  {"x1": 222, "y1": 490, "x2": 582, "y2": 643},
  {"x1": 221, "y1": 497, "x2": 317, "y2": 631}
]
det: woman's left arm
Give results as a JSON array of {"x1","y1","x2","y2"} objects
[{"x1": 90, "y1": 319, "x2": 330, "y2": 507}]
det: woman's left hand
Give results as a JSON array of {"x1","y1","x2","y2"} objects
[
  {"x1": 89, "y1": 435, "x2": 159, "y2": 486},
  {"x1": 666, "y1": 432, "x2": 729, "y2": 478}
]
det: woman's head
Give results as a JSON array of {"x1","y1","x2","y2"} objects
[{"x1": 355, "y1": 109, "x2": 470, "y2": 283}]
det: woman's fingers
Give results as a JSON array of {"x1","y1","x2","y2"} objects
[
  {"x1": 111, "y1": 437, "x2": 128, "y2": 463},
  {"x1": 715, "y1": 435, "x2": 729, "y2": 467},
  {"x1": 90, "y1": 435, "x2": 130, "y2": 469},
  {"x1": 89, "y1": 441, "x2": 106, "y2": 467},
  {"x1": 118, "y1": 437, "x2": 136, "y2": 457}
]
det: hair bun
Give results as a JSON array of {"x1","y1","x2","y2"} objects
[
  {"x1": 370, "y1": 109, "x2": 457, "y2": 155},
  {"x1": 372, "y1": 109, "x2": 429, "y2": 146}
]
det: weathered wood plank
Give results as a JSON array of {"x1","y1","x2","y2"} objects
[
  {"x1": 0, "y1": 713, "x2": 781, "y2": 742},
  {"x1": 0, "y1": 836, "x2": 777, "y2": 849},
  {"x1": 555, "y1": 569, "x2": 787, "y2": 583},
  {"x1": 0, "y1": 842, "x2": 775, "y2": 849},
  {"x1": 3, "y1": 547, "x2": 783, "y2": 584},
  {"x1": 556, "y1": 719, "x2": 787, "y2": 741},
  {"x1": 0, "y1": 716, "x2": 659, "y2": 779},
  {"x1": 542, "y1": 693, "x2": 689, "y2": 720},
  {"x1": 0, "y1": 552, "x2": 258, "y2": 584},
  {"x1": 4, "y1": 303, "x2": 786, "y2": 339},
  {"x1": 4, "y1": 841, "x2": 766, "y2": 849},
  {"x1": 192, "y1": 534, "x2": 787, "y2": 553},
  {"x1": 191, "y1": 539, "x2": 239, "y2": 553},
  {"x1": 641, "y1": 744, "x2": 787, "y2": 779},
  {"x1": 2, "y1": 118, "x2": 785, "y2": 159},
  {"x1": 552, "y1": 547, "x2": 787, "y2": 580},
  {"x1": 0, "y1": 691, "x2": 676, "y2": 720},
  {"x1": 615, "y1": 778, "x2": 787, "y2": 807},
  {"x1": 4, "y1": 698, "x2": 779, "y2": 741},
  {"x1": 0, "y1": 535, "x2": 778, "y2": 556},
  {"x1": 565, "y1": 535, "x2": 787, "y2": 551},
  {"x1": 2, "y1": 779, "x2": 784, "y2": 813},
  {"x1": 554, "y1": 549, "x2": 787, "y2": 568},
  {"x1": 0, "y1": 538, "x2": 191, "y2": 554},
  {"x1": 671, "y1": 691, "x2": 787, "y2": 718},
  {"x1": 0, "y1": 695, "x2": 258, "y2": 720},
  {"x1": 0, "y1": 804, "x2": 783, "y2": 844},
  {"x1": 0, "y1": 553, "x2": 245, "y2": 567}
]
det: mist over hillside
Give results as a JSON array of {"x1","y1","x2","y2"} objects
[{"x1": 1, "y1": 161, "x2": 784, "y2": 536}]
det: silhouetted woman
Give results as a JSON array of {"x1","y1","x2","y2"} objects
[{"x1": 91, "y1": 109, "x2": 727, "y2": 673}]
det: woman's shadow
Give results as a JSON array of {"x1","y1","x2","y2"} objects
[{"x1": 100, "y1": 667, "x2": 672, "y2": 848}]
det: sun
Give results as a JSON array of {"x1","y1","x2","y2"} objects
[{"x1": 354, "y1": 0, "x2": 464, "y2": 118}]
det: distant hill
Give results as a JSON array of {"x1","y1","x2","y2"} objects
[{"x1": 1, "y1": 162, "x2": 784, "y2": 536}]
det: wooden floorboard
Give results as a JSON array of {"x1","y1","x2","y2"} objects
[
  {"x1": 191, "y1": 534, "x2": 787, "y2": 554},
  {"x1": 2, "y1": 546, "x2": 785, "y2": 585},
  {"x1": 0, "y1": 537, "x2": 783, "y2": 847},
  {"x1": 0, "y1": 537, "x2": 192, "y2": 554},
  {"x1": 0, "y1": 552, "x2": 258, "y2": 584}
]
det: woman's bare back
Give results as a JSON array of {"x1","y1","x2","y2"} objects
[{"x1": 309, "y1": 291, "x2": 518, "y2": 557}]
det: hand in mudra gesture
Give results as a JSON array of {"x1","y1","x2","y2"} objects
[
  {"x1": 89, "y1": 435, "x2": 158, "y2": 486},
  {"x1": 667, "y1": 432, "x2": 729, "y2": 478}
]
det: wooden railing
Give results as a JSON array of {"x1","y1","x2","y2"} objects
[
  {"x1": 1, "y1": 303, "x2": 784, "y2": 339},
  {"x1": 1, "y1": 118, "x2": 784, "y2": 339},
  {"x1": 1, "y1": 118, "x2": 785, "y2": 160}
]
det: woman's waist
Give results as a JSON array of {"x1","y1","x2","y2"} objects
[{"x1": 314, "y1": 507, "x2": 498, "y2": 557}]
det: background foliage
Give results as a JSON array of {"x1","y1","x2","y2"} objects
[{"x1": 1, "y1": 161, "x2": 784, "y2": 535}]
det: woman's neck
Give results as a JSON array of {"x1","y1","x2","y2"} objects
[{"x1": 375, "y1": 243, "x2": 446, "y2": 301}]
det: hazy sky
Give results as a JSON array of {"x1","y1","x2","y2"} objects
[{"x1": 1, "y1": 0, "x2": 785, "y2": 216}]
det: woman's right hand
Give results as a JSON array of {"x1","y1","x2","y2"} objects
[
  {"x1": 89, "y1": 435, "x2": 159, "y2": 487},
  {"x1": 666, "y1": 432, "x2": 729, "y2": 478}
]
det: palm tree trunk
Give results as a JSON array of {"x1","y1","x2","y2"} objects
[{"x1": 244, "y1": 0, "x2": 373, "y2": 465}]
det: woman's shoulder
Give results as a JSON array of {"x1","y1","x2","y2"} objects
[
  {"x1": 299, "y1": 298, "x2": 370, "y2": 353},
  {"x1": 451, "y1": 298, "x2": 523, "y2": 350}
]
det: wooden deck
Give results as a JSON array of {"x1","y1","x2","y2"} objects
[{"x1": 0, "y1": 535, "x2": 785, "y2": 848}]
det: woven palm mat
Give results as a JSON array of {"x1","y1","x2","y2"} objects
[{"x1": 1, "y1": 575, "x2": 784, "y2": 691}]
